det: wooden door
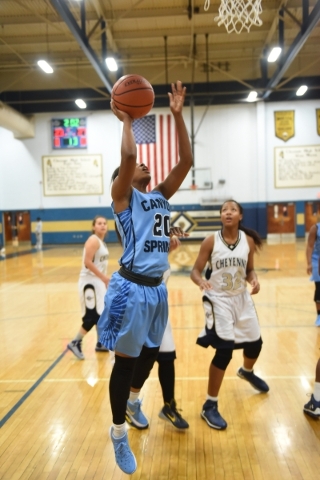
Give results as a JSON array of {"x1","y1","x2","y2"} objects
[
  {"x1": 17, "y1": 212, "x2": 31, "y2": 242},
  {"x1": 305, "y1": 201, "x2": 320, "y2": 233},
  {"x1": 267, "y1": 203, "x2": 295, "y2": 234},
  {"x1": 3, "y1": 211, "x2": 31, "y2": 244}
]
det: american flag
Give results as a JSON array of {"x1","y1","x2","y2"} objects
[{"x1": 132, "y1": 114, "x2": 179, "y2": 190}]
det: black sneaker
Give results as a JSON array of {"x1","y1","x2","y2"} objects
[
  {"x1": 159, "y1": 399, "x2": 189, "y2": 429},
  {"x1": 237, "y1": 367, "x2": 269, "y2": 392},
  {"x1": 304, "y1": 394, "x2": 320, "y2": 418},
  {"x1": 67, "y1": 340, "x2": 84, "y2": 360},
  {"x1": 201, "y1": 399, "x2": 227, "y2": 430},
  {"x1": 95, "y1": 342, "x2": 109, "y2": 352}
]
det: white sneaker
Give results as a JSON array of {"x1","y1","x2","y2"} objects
[{"x1": 67, "y1": 340, "x2": 85, "y2": 360}]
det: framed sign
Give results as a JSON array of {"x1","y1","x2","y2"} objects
[
  {"x1": 42, "y1": 154, "x2": 103, "y2": 196},
  {"x1": 274, "y1": 145, "x2": 320, "y2": 188}
]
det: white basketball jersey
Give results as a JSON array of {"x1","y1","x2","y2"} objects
[
  {"x1": 79, "y1": 235, "x2": 109, "y2": 277},
  {"x1": 207, "y1": 230, "x2": 249, "y2": 296}
]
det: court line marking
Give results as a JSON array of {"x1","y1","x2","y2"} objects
[
  {"x1": 0, "y1": 375, "x2": 314, "y2": 384},
  {"x1": 0, "y1": 349, "x2": 68, "y2": 429}
]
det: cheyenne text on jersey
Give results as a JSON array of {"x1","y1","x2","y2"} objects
[{"x1": 215, "y1": 258, "x2": 247, "y2": 269}]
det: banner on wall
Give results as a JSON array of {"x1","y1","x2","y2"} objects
[
  {"x1": 274, "y1": 111, "x2": 295, "y2": 142},
  {"x1": 42, "y1": 154, "x2": 103, "y2": 196},
  {"x1": 316, "y1": 109, "x2": 320, "y2": 136}
]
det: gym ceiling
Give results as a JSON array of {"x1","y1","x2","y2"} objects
[{"x1": 0, "y1": 0, "x2": 320, "y2": 113}]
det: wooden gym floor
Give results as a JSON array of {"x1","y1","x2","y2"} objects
[{"x1": 0, "y1": 239, "x2": 320, "y2": 479}]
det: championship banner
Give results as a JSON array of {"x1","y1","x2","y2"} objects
[
  {"x1": 274, "y1": 110, "x2": 295, "y2": 142},
  {"x1": 316, "y1": 109, "x2": 320, "y2": 136}
]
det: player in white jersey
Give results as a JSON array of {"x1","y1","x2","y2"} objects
[
  {"x1": 191, "y1": 200, "x2": 269, "y2": 430},
  {"x1": 98, "y1": 81, "x2": 192, "y2": 475},
  {"x1": 68, "y1": 216, "x2": 110, "y2": 360}
]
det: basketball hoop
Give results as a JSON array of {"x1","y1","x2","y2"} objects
[
  {"x1": 205, "y1": 0, "x2": 263, "y2": 34},
  {"x1": 190, "y1": 184, "x2": 198, "y2": 190}
]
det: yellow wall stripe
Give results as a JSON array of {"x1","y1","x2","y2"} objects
[{"x1": 31, "y1": 220, "x2": 115, "y2": 233}]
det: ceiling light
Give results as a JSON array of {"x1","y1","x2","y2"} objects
[
  {"x1": 247, "y1": 91, "x2": 258, "y2": 102},
  {"x1": 105, "y1": 57, "x2": 118, "y2": 72},
  {"x1": 296, "y1": 85, "x2": 308, "y2": 96},
  {"x1": 75, "y1": 99, "x2": 87, "y2": 109},
  {"x1": 37, "y1": 60, "x2": 53, "y2": 74},
  {"x1": 267, "y1": 47, "x2": 282, "y2": 63}
]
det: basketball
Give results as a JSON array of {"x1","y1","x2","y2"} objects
[{"x1": 111, "y1": 74, "x2": 155, "y2": 119}]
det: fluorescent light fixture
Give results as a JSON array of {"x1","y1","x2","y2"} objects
[
  {"x1": 105, "y1": 57, "x2": 118, "y2": 72},
  {"x1": 267, "y1": 47, "x2": 282, "y2": 63},
  {"x1": 37, "y1": 60, "x2": 53, "y2": 74},
  {"x1": 75, "y1": 99, "x2": 87, "y2": 109},
  {"x1": 247, "y1": 91, "x2": 258, "y2": 102},
  {"x1": 296, "y1": 85, "x2": 308, "y2": 96}
]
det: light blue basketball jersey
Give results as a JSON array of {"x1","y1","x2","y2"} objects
[
  {"x1": 113, "y1": 188, "x2": 170, "y2": 277},
  {"x1": 313, "y1": 223, "x2": 320, "y2": 257}
]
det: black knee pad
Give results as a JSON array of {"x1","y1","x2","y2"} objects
[
  {"x1": 157, "y1": 350, "x2": 176, "y2": 362},
  {"x1": 131, "y1": 346, "x2": 160, "y2": 389},
  {"x1": 212, "y1": 348, "x2": 233, "y2": 371},
  {"x1": 81, "y1": 284, "x2": 100, "y2": 332},
  {"x1": 243, "y1": 337, "x2": 263, "y2": 359},
  {"x1": 314, "y1": 282, "x2": 320, "y2": 303}
]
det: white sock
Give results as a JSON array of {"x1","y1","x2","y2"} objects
[
  {"x1": 206, "y1": 394, "x2": 218, "y2": 402},
  {"x1": 112, "y1": 423, "x2": 126, "y2": 438},
  {"x1": 74, "y1": 332, "x2": 84, "y2": 342},
  {"x1": 242, "y1": 366, "x2": 253, "y2": 372},
  {"x1": 129, "y1": 391, "x2": 140, "y2": 403},
  {"x1": 313, "y1": 382, "x2": 320, "y2": 401}
]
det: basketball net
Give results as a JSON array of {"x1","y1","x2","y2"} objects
[{"x1": 204, "y1": 0, "x2": 263, "y2": 34}]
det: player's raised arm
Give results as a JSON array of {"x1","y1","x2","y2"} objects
[
  {"x1": 110, "y1": 101, "x2": 137, "y2": 210},
  {"x1": 155, "y1": 81, "x2": 193, "y2": 199}
]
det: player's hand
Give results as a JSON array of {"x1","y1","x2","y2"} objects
[
  {"x1": 168, "y1": 81, "x2": 186, "y2": 115},
  {"x1": 169, "y1": 226, "x2": 189, "y2": 238},
  {"x1": 307, "y1": 265, "x2": 312, "y2": 275},
  {"x1": 110, "y1": 100, "x2": 133, "y2": 122},
  {"x1": 250, "y1": 279, "x2": 260, "y2": 295},
  {"x1": 169, "y1": 236, "x2": 180, "y2": 252},
  {"x1": 198, "y1": 279, "x2": 212, "y2": 291},
  {"x1": 104, "y1": 276, "x2": 110, "y2": 288}
]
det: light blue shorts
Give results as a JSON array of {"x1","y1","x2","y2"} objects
[
  {"x1": 97, "y1": 272, "x2": 168, "y2": 357},
  {"x1": 311, "y1": 254, "x2": 320, "y2": 282}
]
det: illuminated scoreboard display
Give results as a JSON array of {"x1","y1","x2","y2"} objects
[{"x1": 52, "y1": 117, "x2": 87, "y2": 149}]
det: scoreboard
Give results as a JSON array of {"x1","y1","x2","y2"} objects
[{"x1": 52, "y1": 118, "x2": 87, "y2": 149}]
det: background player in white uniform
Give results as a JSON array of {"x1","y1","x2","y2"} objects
[
  {"x1": 97, "y1": 81, "x2": 192, "y2": 475},
  {"x1": 68, "y1": 216, "x2": 110, "y2": 360},
  {"x1": 35, "y1": 217, "x2": 42, "y2": 250},
  {"x1": 190, "y1": 200, "x2": 269, "y2": 430}
]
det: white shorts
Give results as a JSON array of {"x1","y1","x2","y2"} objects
[
  {"x1": 78, "y1": 275, "x2": 106, "y2": 317},
  {"x1": 197, "y1": 289, "x2": 261, "y2": 349},
  {"x1": 159, "y1": 319, "x2": 175, "y2": 352}
]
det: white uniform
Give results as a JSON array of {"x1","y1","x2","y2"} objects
[
  {"x1": 35, "y1": 221, "x2": 42, "y2": 249},
  {"x1": 197, "y1": 230, "x2": 261, "y2": 348},
  {"x1": 159, "y1": 268, "x2": 175, "y2": 353},
  {"x1": 78, "y1": 235, "x2": 109, "y2": 317}
]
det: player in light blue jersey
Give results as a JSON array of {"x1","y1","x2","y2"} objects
[{"x1": 98, "y1": 81, "x2": 192, "y2": 475}]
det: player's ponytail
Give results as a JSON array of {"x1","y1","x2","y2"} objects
[{"x1": 111, "y1": 166, "x2": 120, "y2": 184}]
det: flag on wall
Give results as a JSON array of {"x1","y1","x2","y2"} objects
[{"x1": 132, "y1": 114, "x2": 179, "y2": 190}]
